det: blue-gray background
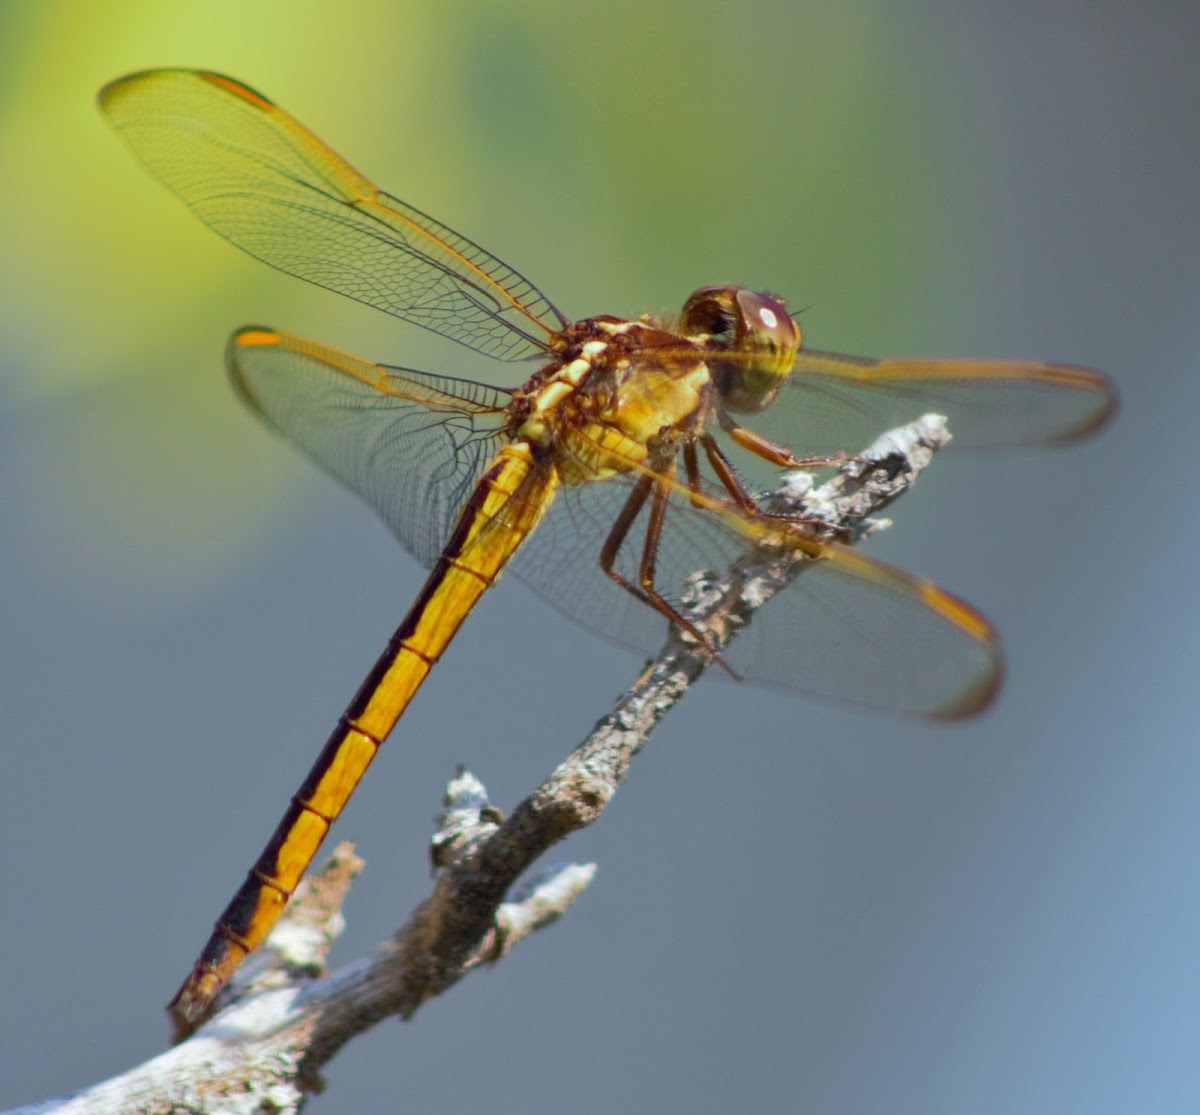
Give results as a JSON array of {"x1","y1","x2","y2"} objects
[{"x1": 2, "y1": 2, "x2": 1196, "y2": 1111}]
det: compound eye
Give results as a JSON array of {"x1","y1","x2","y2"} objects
[
  {"x1": 679, "y1": 285, "x2": 741, "y2": 342},
  {"x1": 679, "y1": 286, "x2": 799, "y2": 414},
  {"x1": 734, "y1": 289, "x2": 800, "y2": 352}
]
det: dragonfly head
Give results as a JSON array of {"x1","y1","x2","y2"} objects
[{"x1": 680, "y1": 286, "x2": 800, "y2": 415}]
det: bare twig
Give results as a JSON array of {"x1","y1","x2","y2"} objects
[{"x1": 8, "y1": 416, "x2": 950, "y2": 1115}]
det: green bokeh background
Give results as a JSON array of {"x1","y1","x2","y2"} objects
[{"x1": 2, "y1": 2, "x2": 1198, "y2": 1113}]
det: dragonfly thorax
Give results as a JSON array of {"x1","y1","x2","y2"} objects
[{"x1": 516, "y1": 316, "x2": 714, "y2": 484}]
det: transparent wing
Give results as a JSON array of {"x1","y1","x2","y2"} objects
[
  {"x1": 99, "y1": 69, "x2": 566, "y2": 361},
  {"x1": 752, "y1": 349, "x2": 1115, "y2": 455},
  {"x1": 228, "y1": 328, "x2": 509, "y2": 567},
  {"x1": 227, "y1": 331, "x2": 996, "y2": 715},
  {"x1": 509, "y1": 433, "x2": 998, "y2": 718}
]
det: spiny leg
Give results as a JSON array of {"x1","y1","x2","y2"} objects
[
  {"x1": 637, "y1": 461, "x2": 673, "y2": 592},
  {"x1": 599, "y1": 472, "x2": 654, "y2": 582},
  {"x1": 704, "y1": 432, "x2": 842, "y2": 535},
  {"x1": 598, "y1": 461, "x2": 735, "y2": 674},
  {"x1": 701, "y1": 434, "x2": 760, "y2": 514},
  {"x1": 682, "y1": 442, "x2": 707, "y2": 509},
  {"x1": 718, "y1": 410, "x2": 849, "y2": 470}
]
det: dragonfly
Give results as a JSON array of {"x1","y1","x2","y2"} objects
[{"x1": 98, "y1": 68, "x2": 1114, "y2": 1036}]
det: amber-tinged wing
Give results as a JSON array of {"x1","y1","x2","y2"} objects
[
  {"x1": 228, "y1": 328, "x2": 510, "y2": 567},
  {"x1": 230, "y1": 329, "x2": 998, "y2": 715},
  {"x1": 509, "y1": 432, "x2": 998, "y2": 717},
  {"x1": 98, "y1": 69, "x2": 565, "y2": 361},
  {"x1": 743, "y1": 350, "x2": 1115, "y2": 457}
]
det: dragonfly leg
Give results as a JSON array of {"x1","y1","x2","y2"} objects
[
  {"x1": 718, "y1": 410, "x2": 849, "y2": 470},
  {"x1": 637, "y1": 461, "x2": 673, "y2": 590},
  {"x1": 701, "y1": 434, "x2": 760, "y2": 514},
  {"x1": 682, "y1": 442, "x2": 707, "y2": 509},
  {"x1": 599, "y1": 472, "x2": 654, "y2": 575},
  {"x1": 599, "y1": 464, "x2": 736, "y2": 675},
  {"x1": 704, "y1": 433, "x2": 844, "y2": 538}
]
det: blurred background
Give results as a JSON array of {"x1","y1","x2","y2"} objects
[{"x1": 1, "y1": 1, "x2": 1196, "y2": 1111}]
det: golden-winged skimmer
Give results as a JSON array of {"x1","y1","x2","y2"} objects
[{"x1": 98, "y1": 69, "x2": 1114, "y2": 1036}]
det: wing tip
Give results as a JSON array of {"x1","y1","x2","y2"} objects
[
  {"x1": 1040, "y1": 363, "x2": 1119, "y2": 444},
  {"x1": 928, "y1": 653, "x2": 1004, "y2": 720},
  {"x1": 97, "y1": 68, "x2": 277, "y2": 115},
  {"x1": 96, "y1": 68, "x2": 153, "y2": 113},
  {"x1": 226, "y1": 325, "x2": 281, "y2": 412},
  {"x1": 916, "y1": 581, "x2": 1003, "y2": 719}
]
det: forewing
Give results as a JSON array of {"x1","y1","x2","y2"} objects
[
  {"x1": 99, "y1": 69, "x2": 565, "y2": 361},
  {"x1": 754, "y1": 350, "x2": 1115, "y2": 455},
  {"x1": 228, "y1": 328, "x2": 509, "y2": 567}
]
